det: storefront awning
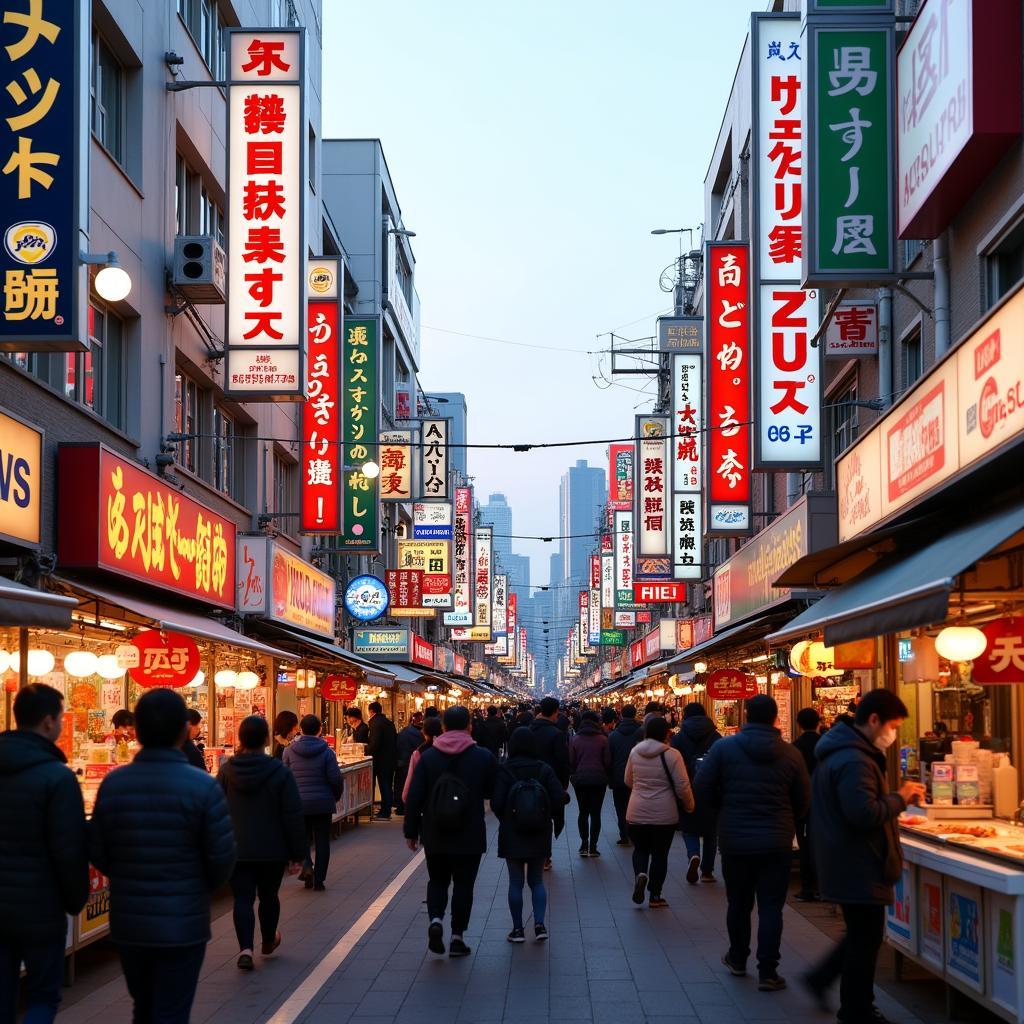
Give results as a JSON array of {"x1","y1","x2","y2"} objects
[
  {"x1": 0, "y1": 577, "x2": 76, "y2": 629},
  {"x1": 766, "y1": 499, "x2": 1024, "y2": 647},
  {"x1": 62, "y1": 580, "x2": 297, "y2": 661},
  {"x1": 665, "y1": 611, "x2": 796, "y2": 672},
  {"x1": 257, "y1": 624, "x2": 396, "y2": 688}
]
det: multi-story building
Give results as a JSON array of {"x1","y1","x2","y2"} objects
[
  {"x1": 557, "y1": 460, "x2": 606, "y2": 584},
  {"x1": 478, "y1": 493, "x2": 512, "y2": 566}
]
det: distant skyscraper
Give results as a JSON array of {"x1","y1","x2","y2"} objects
[
  {"x1": 504, "y1": 553, "x2": 531, "y2": 595},
  {"x1": 479, "y1": 493, "x2": 512, "y2": 566},
  {"x1": 558, "y1": 459, "x2": 606, "y2": 584},
  {"x1": 429, "y1": 392, "x2": 468, "y2": 480}
]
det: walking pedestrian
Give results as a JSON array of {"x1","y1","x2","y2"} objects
[
  {"x1": 608, "y1": 704, "x2": 643, "y2": 846},
  {"x1": 0, "y1": 684, "x2": 89, "y2": 1024},
  {"x1": 282, "y1": 714, "x2": 342, "y2": 891},
  {"x1": 394, "y1": 711, "x2": 424, "y2": 816},
  {"x1": 183, "y1": 708, "x2": 207, "y2": 771},
  {"x1": 481, "y1": 705, "x2": 509, "y2": 758},
  {"x1": 670, "y1": 702, "x2": 721, "y2": 883},
  {"x1": 803, "y1": 690, "x2": 925, "y2": 1023},
  {"x1": 694, "y1": 694, "x2": 809, "y2": 993},
  {"x1": 89, "y1": 688, "x2": 235, "y2": 1024},
  {"x1": 218, "y1": 716, "x2": 307, "y2": 970},
  {"x1": 366, "y1": 700, "x2": 398, "y2": 820},
  {"x1": 624, "y1": 716, "x2": 693, "y2": 909},
  {"x1": 569, "y1": 710, "x2": 611, "y2": 857},
  {"x1": 491, "y1": 727, "x2": 565, "y2": 942},
  {"x1": 272, "y1": 710, "x2": 299, "y2": 759},
  {"x1": 344, "y1": 706, "x2": 369, "y2": 744},
  {"x1": 793, "y1": 707, "x2": 822, "y2": 902},
  {"x1": 403, "y1": 706, "x2": 497, "y2": 958},
  {"x1": 530, "y1": 696, "x2": 570, "y2": 870}
]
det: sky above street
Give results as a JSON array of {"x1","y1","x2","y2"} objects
[{"x1": 323, "y1": 1, "x2": 758, "y2": 585}]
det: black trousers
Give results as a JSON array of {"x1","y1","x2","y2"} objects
[
  {"x1": 796, "y1": 817, "x2": 816, "y2": 896},
  {"x1": 118, "y1": 943, "x2": 206, "y2": 1024},
  {"x1": 720, "y1": 851, "x2": 792, "y2": 979},
  {"x1": 806, "y1": 903, "x2": 886, "y2": 1019},
  {"x1": 229, "y1": 860, "x2": 286, "y2": 951},
  {"x1": 628, "y1": 823, "x2": 676, "y2": 897},
  {"x1": 393, "y1": 764, "x2": 409, "y2": 813},
  {"x1": 373, "y1": 760, "x2": 393, "y2": 814},
  {"x1": 0, "y1": 935, "x2": 65, "y2": 1024},
  {"x1": 573, "y1": 783, "x2": 606, "y2": 846},
  {"x1": 611, "y1": 783, "x2": 631, "y2": 840},
  {"x1": 304, "y1": 812, "x2": 332, "y2": 884},
  {"x1": 425, "y1": 852, "x2": 482, "y2": 935}
]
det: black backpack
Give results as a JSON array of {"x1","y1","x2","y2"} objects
[
  {"x1": 428, "y1": 752, "x2": 471, "y2": 831},
  {"x1": 505, "y1": 765, "x2": 550, "y2": 834}
]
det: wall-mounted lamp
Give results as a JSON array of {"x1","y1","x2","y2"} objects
[{"x1": 81, "y1": 250, "x2": 132, "y2": 302}]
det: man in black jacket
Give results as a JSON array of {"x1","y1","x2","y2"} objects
[
  {"x1": 404, "y1": 706, "x2": 497, "y2": 958},
  {"x1": 529, "y1": 697, "x2": 569, "y2": 788},
  {"x1": 803, "y1": 690, "x2": 924, "y2": 1023},
  {"x1": 695, "y1": 695, "x2": 809, "y2": 993},
  {"x1": 90, "y1": 688, "x2": 235, "y2": 1023},
  {"x1": 0, "y1": 684, "x2": 88, "y2": 1023},
  {"x1": 345, "y1": 707, "x2": 369, "y2": 744},
  {"x1": 183, "y1": 708, "x2": 207, "y2": 771},
  {"x1": 365, "y1": 701, "x2": 398, "y2": 820},
  {"x1": 607, "y1": 705, "x2": 643, "y2": 845},
  {"x1": 671, "y1": 702, "x2": 722, "y2": 883},
  {"x1": 793, "y1": 707, "x2": 821, "y2": 901},
  {"x1": 394, "y1": 712, "x2": 424, "y2": 816},
  {"x1": 480, "y1": 705, "x2": 508, "y2": 758}
]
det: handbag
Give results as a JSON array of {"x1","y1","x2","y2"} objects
[{"x1": 659, "y1": 752, "x2": 687, "y2": 821}]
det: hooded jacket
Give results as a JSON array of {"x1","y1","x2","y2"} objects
[
  {"x1": 282, "y1": 735, "x2": 343, "y2": 815},
  {"x1": 693, "y1": 723, "x2": 810, "y2": 856},
  {"x1": 491, "y1": 755, "x2": 565, "y2": 860},
  {"x1": 217, "y1": 752, "x2": 307, "y2": 863},
  {"x1": 812, "y1": 720, "x2": 906, "y2": 905},
  {"x1": 569, "y1": 719, "x2": 612, "y2": 786},
  {"x1": 607, "y1": 718, "x2": 643, "y2": 788},
  {"x1": 529, "y1": 716, "x2": 570, "y2": 787},
  {"x1": 0, "y1": 730, "x2": 89, "y2": 942},
  {"x1": 670, "y1": 715, "x2": 722, "y2": 835},
  {"x1": 624, "y1": 739, "x2": 694, "y2": 826}
]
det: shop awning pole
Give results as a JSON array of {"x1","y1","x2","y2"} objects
[{"x1": 18, "y1": 627, "x2": 27, "y2": 690}]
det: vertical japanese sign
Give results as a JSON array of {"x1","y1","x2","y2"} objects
[
  {"x1": 670, "y1": 346, "x2": 704, "y2": 577},
  {"x1": 0, "y1": 0, "x2": 87, "y2": 351},
  {"x1": 578, "y1": 591, "x2": 588, "y2": 656},
  {"x1": 378, "y1": 430, "x2": 412, "y2": 502},
  {"x1": 474, "y1": 525, "x2": 492, "y2": 631},
  {"x1": 601, "y1": 550, "x2": 614, "y2": 613},
  {"x1": 301, "y1": 258, "x2": 341, "y2": 532},
  {"x1": 420, "y1": 419, "x2": 449, "y2": 499},
  {"x1": 485, "y1": 574, "x2": 509, "y2": 655},
  {"x1": 635, "y1": 415, "x2": 670, "y2": 558},
  {"x1": 589, "y1": 554, "x2": 602, "y2": 646},
  {"x1": 805, "y1": 20, "x2": 895, "y2": 283},
  {"x1": 443, "y1": 485, "x2": 474, "y2": 626},
  {"x1": 608, "y1": 443, "x2": 634, "y2": 511},
  {"x1": 614, "y1": 511, "x2": 633, "y2": 605},
  {"x1": 752, "y1": 14, "x2": 823, "y2": 470},
  {"x1": 706, "y1": 243, "x2": 752, "y2": 535},
  {"x1": 340, "y1": 318, "x2": 380, "y2": 550},
  {"x1": 226, "y1": 30, "x2": 305, "y2": 397}
]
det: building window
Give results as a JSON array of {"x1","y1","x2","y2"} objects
[
  {"x1": 213, "y1": 406, "x2": 235, "y2": 497},
  {"x1": 91, "y1": 31, "x2": 125, "y2": 166},
  {"x1": 985, "y1": 217, "x2": 1024, "y2": 309},
  {"x1": 63, "y1": 303, "x2": 126, "y2": 428},
  {"x1": 830, "y1": 377, "x2": 860, "y2": 462},
  {"x1": 902, "y1": 325, "x2": 923, "y2": 391},
  {"x1": 274, "y1": 455, "x2": 297, "y2": 517},
  {"x1": 902, "y1": 238, "x2": 925, "y2": 269},
  {"x1": 175, "y1": 154, "x2": 224, "y2": 246},
  {"x1": 175, "y1": 372, "x2": 200, "y2": 473},
  {"x1": 179, "y1": 0, "x2": 226, "y2": 79}
]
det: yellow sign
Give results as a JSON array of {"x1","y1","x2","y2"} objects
[
  {"x1": 0, "y1": 409, "x2": 41, "y2": 546},
  {"x1": 397, "y1": 540, "x2": 449, "y2": 575},
  {"x1": 270, "y1": 545, "x2": 336, "y2": 639}
]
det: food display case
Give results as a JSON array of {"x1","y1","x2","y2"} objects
[{"x1": 334, "y1": 747, "x2": 374, "y2": 823}]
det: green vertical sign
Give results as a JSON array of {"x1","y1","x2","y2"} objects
[
  {"x1": 806, "y1": 24, "x2": 895, "y2": 284},
  {"x1": 341, "y1": 317, "x2": 380, "y2": 550}
]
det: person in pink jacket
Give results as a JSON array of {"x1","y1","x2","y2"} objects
[
  {"x1": 624, "y1": 716, "x2": 694, "y2": 908},
  {"x1": 401, "y1": 716, "x2": 442, "y2": 804}
]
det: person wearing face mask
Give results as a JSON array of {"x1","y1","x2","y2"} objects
[{"x1": 802, "y1": 688, "x2": 926, "y2": 1024}]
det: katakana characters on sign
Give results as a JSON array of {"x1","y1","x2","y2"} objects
[{"x1": 338, "y1": 318, "x2": 380, "y2": 545}]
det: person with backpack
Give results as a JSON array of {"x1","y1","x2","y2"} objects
[
  {"x1": 624, "y1": 716, "x2": 693, "y2": 908},
  {"x1": 569, "y1": 710, "x2": 611, "y2": 857},
  {"x1": 608, "y1": 704, "x2": 643, "y2": 846},
  {"x1": 671, "y1": 702, "x2": 722, "y2": 883},
  {"x1": 491, "y1": 727, "x2": 565, "y2": 943},
  {"x1": 404, "y1": 706, "x2": 497, "y2": 958}
]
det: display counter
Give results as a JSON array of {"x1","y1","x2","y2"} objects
[
  {"x1": 334, "y1": 755, "x2": 374, "y2": 823},
  {"x1": 887, "y1": 817, "x2": 1024, "y2": 1023}
]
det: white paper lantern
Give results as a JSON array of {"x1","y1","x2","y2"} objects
[
  {"x1": 235, "y1": 670, "x2": 259, "y2": 690},
  {"x1": 214, "y1": 669, "x2": 238, "y2": 688},
  {"x1": 935, "y1": 626, "x2": 987, "y2": 663},
  {"x1": 96, "y1": 654, "x2": 125, "y2": 679},
  {"x1": 693, "y1": 661, "x2": 708, "y2": 674},
  {"x1": 0, "y1": 650, "x2": 10, "y2": 674},
  {"x1": 64, "y1": 650, "x2": 99, "y2": 678},
  {"x1": 11, "y1": 649, "x2": 56, "y2": 677},
  {"x1": 789, "y1": 640, "x2": 812, "y2": 674},
  {"x1": 187, "y1": 669, "x2": 205, "y2": 688}
]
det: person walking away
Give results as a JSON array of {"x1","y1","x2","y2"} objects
[
  {"x1": 793, "y1": 707, "x2": 822, "y2": 902},
  {"x1": 366, "y1": 700, "x2": 398, "y2": 820},
  {"x1": 624, "y1": 716, "x2": 692, "y2": 908},
  {"x1": 481, "y1": 705, "x2": 509, "y2": 759},
  {"x1": 218, "y1": 716, "x2": 306, "y2": 970},
  {"x1": 569, "y1": 710, "x2": 611, "y2": 857},
  {"x1": 530, "y1": 696, "x2": 570, "y2": 870},
  {"x1": 402, "y1": 715, "x2": 441, "y2": 806},
  {"x1": 491, "y1": 727, "x2": 565, "y2": 942},
  {"x1": 282, "y1": 715, "x2": 342, "y2": 890},
  {"x1": 89, "y1": 688, "x2": 235, "y2": 1024},
  {"x1": 394, "y1": 712, "x2": 424, "y2": 816},
  {"x1": 404, "y1": 706, "x2": 497, "y2": 958},
  {"x1": 0, "y1": 684, "x2": 88, "y2": 1024},
  {"x1": 803, "y1": 690, "x2": 925, "y2": 1023},
  {"x1": 272, "y1": 710, "x2": 299, "y2": 759},
  {"x1": 671, "y1": 702, "x2": 722, "y2": 883},
  {"x1": 183, "y1": 708, "x2": 207, "y2": 771},
  {"x1": 344, "y1": 707, "x2": 369, "y2": 744},
  {"x1": 694, "y1": 694, "x2": 809, "y2": 993},
  {"x1": 608, "y1": 705, "x2": 643, "y2": 846}
]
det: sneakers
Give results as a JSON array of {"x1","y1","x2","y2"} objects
[
  {"x1": 588, "y1": 845, "x2": 601, "y2": 858},
  {"x1": 632, "y1": 873, "x2": 648, "y2": 905},
  {"x1": 236, "y1": 952, "x2": 254, "y2": 971},
  {"x1": 427, "y1": 921, "x2": 445, "y2": 955},
  {"x1": 758, "y1": 975, "x2": 787, "y2": 993},
  {"x1": 648, "y1": 896, "x2": 669, "y2": 908},
  {"x1": 449, "y1": 937, "x2": 471, "y2": 958},
  {"x1": 579, "y1": 842, "x2": 590, "y2": 857},
  {"x1": 721, "y1": 953, "x2": 747, "y2": 977},
  {"x1": 686, "y1": 855, "x2": 701, "y2": 885},
  {"x1": 507, "y1": 928, "x2": 526, "y2": 943},
  {"x1": 260, "y1": 931, "x2": 281, "y2": 956},
  {"x1": 616, "y1": 836, "x2": 632, "y2": 846},
  {"x1": 700, "y1": 874, "x2": 716, "y2": 883},
  {"x1": 534, "y1": 924, "x2": 548, "y2": 941}
]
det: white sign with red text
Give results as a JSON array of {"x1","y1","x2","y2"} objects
[{"x1": 826, "y1": 302, "x2": 879, "y2": 356}]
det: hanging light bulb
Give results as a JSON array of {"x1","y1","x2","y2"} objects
[
  {"x1": 214, "y1": 669, "x2": 238, "y2": 688},
  {"x1": 11, "y1": 649, "x2": 56, "y2": 677},
  {"x1": 64, "y1": 650, "x2": 99, "y2": 678},
  {"x1": 935, "y1": 626, "x2": 987, "y2": 663},
  {"x1": 96, "y1": 654, "x2": 125, "y2": 680},
  {"x1": 187, "y1": 669, "x2": 205, "y2": 688},
  {"x1": 693, "y1": 661, "x2": 708, "y2": 674}
]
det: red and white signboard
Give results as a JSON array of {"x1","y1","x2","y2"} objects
[
  {"x1": 302, "y1": 258, "x2": 342, "y2": 532},
  {"x1": 614, "y1": 511, "x2": 633, "y2": 604},
  {"x1": 633, "y1": 581, "x2": 687, "y2": 604},
  {"x1": 706, "y1": 242, "x2": 751, "y2": 535},
  {"x1": 705, "y1": 668, "x2": 758, "y2": 701},
  {"x1": 386, "y1": 569, "x2": 425, "y2": 616},
  {"x1": 474, "y1": 526, "x2": 492, "y2": 630},
  {"x1": 635, "y1": 416, "x2": 670, "y2": 558},
  {"x1": 443, "y1": 486, "x2": 474, "y2": 626},
  {"x1": 974, "y1": 617, "x2": 1024, "y2": 684},
  {"x1": 127, "y1": 630, "x2": 200, "y2": 688},
  {"x1": 321, "y1": 675, "x2": 358, "y2": 702},
  {"x1": 826, "y1": 302, "x2": 879, "y2": 357},
  {"x1": 226, "y1": 30, "x2": 305, "y2": 397},
  {"x1": 379, "y1": 431, "x2": 413, "y2": 502},
  {"x1": 411, "y1": 634, "x2": 434, "y2": 670}
]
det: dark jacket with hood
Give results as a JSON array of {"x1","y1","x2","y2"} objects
[
  {"x1": 282, "y1": 735, "x2": 343, "y2": 815},
  {"x1": 569, "y1": 719, "x2": 611, "y2": 786},
  {"x1": 396, "y1": 722, "x2": 424, "y2": 767},
  {"x1": 480, "y1": 714, "x2": 508, "y2": 756},
  {"x1": 529, "y1": 716, "x2": 570, "y2": 788},
  {"x1": 0, "y1": 730, "x2": 89, "y2": 942},
  {"x1": 607, "y1": 717, "x2": 643, "y2": 788},
  {"x1": 671, "y1": 714, "x2": 722, "y2": 835},
  {"x1": 694, "y1": 723, "x2": 810, "y2": 856},
  {"x1": 217, "y1": 752, "x2": 307, "y2": 863},
  {"x1": 491, "y1": 755, "x2": 565, "y2": 860},
  {"x1": 88, "y1": 748, "x2": 236, "y2": 947},
  {"x1": 812, "y1": 720, "x2": 906, "y2": 905},
  {"x1": 365, "y1": 712, "x2": 398, "y2": 770}
]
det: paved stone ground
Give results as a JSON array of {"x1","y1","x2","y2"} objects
[{"x1": 54, "y1": 797, "x2": 979, "y2": 1024}]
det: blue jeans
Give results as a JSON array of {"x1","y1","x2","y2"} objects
[
  {"x1": 507, "y1": 857, "x2": 547, "y2": 930},
  {"x1": 683, "y1": 829, "x2": 718, "y2": 877},
  {"x1": 0, "y1": 936, "x2": 65, "y2": 1024}
]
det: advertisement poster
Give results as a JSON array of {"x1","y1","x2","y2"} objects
[
  {"x1": 947, "y1": 883, "x2": 983, "y2": 992},
  {"x1": 885, "y1": 864, "x2": 914, "y2": 949},
  {"x1": 79, "y1": 864, "x2": 110, "y2": 940},
  {"x1": 989, "y1": 892, "x2": 1017, "y2": 1013},
  {"x1": 919, "y1": 869, "x2": 944, "y2": 970}
]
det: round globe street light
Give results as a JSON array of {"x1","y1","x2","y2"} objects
[
  {"x1": 81, "y1": 250, "x2": 132, "y2": 302},
  {"x1": 362, "y1": 460, "x2": 380, "y2": 479}
]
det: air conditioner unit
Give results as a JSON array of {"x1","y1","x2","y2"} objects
[{"x1": 172, "y1": 235, "x2": 226, "y2": 304}]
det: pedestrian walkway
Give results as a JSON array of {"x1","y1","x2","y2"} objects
[{"x1": 59, "y1": 799, "x2": 927, "y2": 1024}]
